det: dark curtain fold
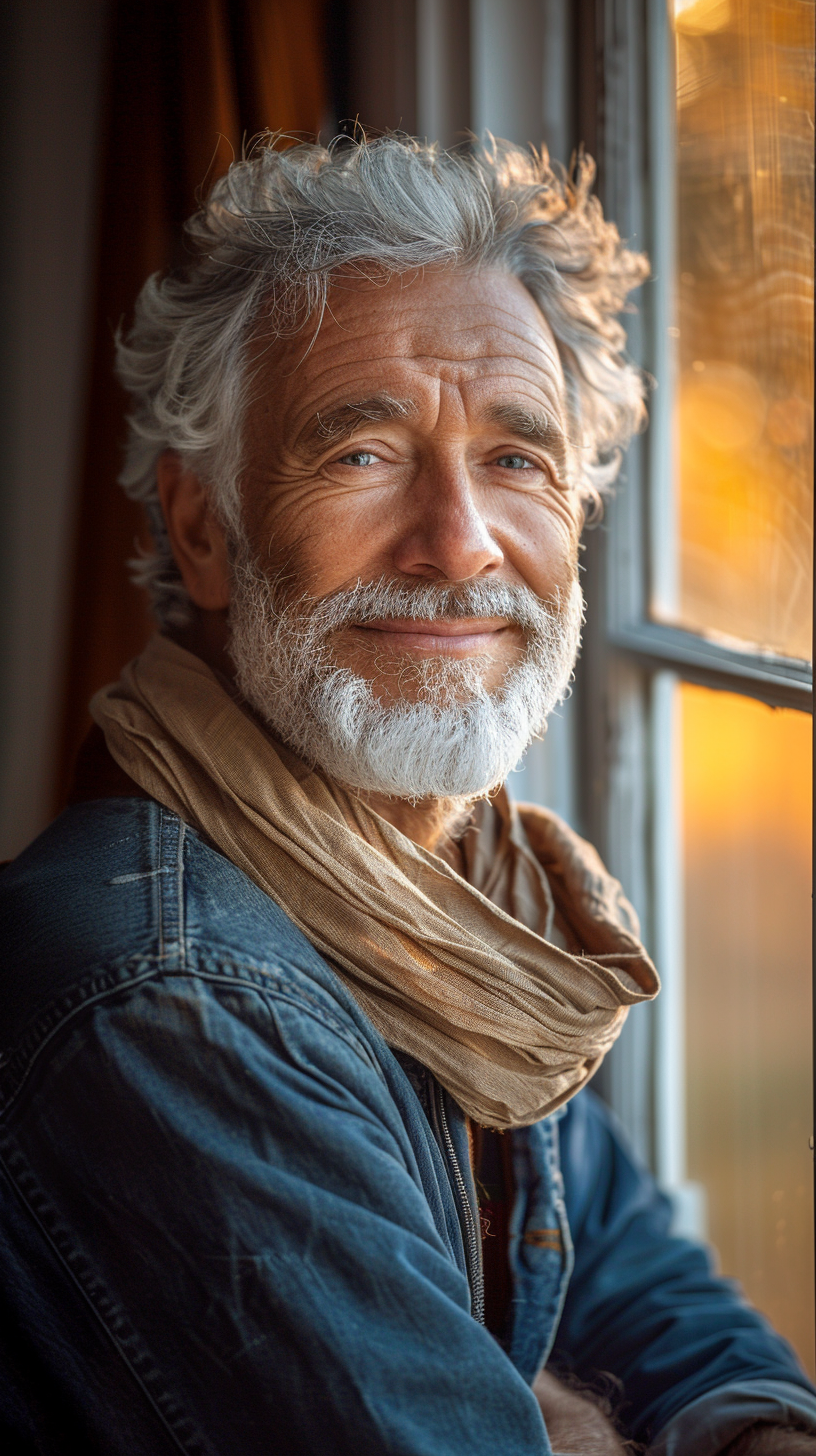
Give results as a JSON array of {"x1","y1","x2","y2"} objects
[{"x1": 56, "y1": 0, "x2": 328, "y2": 806}]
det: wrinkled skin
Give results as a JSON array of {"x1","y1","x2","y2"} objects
[{"x1": 158, "y1": 265, "x2": 581, "y2": 851}]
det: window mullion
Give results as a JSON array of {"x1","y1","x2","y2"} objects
[{"x1": 611, "y1": 621, "x2": 813, "y2": 712}]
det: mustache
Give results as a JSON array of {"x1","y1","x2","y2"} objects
[{"x1": 259, "y1": 574, "x2": 575, "y2": 637}]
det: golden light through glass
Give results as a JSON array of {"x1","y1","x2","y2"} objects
[
  {"x1": 682, "y1": 684, "x2": 814, "y2": 1377},
  {"x1": 667, "y1": 0, "x2": 814, "y2": 661}
]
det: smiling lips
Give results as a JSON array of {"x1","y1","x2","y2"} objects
[{"x1": 355, "y1": 617, "x2": 516, "y2": 654}]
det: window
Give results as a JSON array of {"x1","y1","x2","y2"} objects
[
  {"x1": 665, "y1": 0, "x2": 814, "y2": 1371},
  {"x1": 575, "y1": 0, "x2": 814, "y2": 1377}
]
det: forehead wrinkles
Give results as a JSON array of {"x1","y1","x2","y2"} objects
[
  {"x1": 279, "y1": 320, "x2": 557, "y2": 391},
  {"x1": 280, "y1": 334, "x2": 566, "y2": 427},
  {"x1": 289, "y1": 266, "x2": 557, "y2": 362},
  {"x1": 248, "y1": 274, "x2": 567, "y2": 445},
  {"x1": 406, "y1": 303, "x2": 559, "y2": 366}
]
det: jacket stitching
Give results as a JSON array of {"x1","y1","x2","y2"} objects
[
  {"x1": 182, "y1": 964, "x2": 385, "y2": 1075},
  {"x1": 157, "y1": 810, "x2": 165, "y2": 959},
  {"x1": 159, "y1": 809, "x2": 180, "y2": 957},
  {"x1": 0, "y1": 954, "x2": 384, "y2": 1121},
  {"x1": 0, "y1": 963, "x2": 173, "y2": 1121},
  {"x1": 0, "y1": 1140, "x2": 215, "y2": 1456},
  {"x1": 176, "y1": 821, "x2": 186, "y2": 971},
  {"x1": 108, "y1": 868, "x2": 177, "y2": 885}
]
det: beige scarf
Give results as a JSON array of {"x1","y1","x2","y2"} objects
[{"x1": 91, "y1": 635, "x2": 658, "y2": 1129}]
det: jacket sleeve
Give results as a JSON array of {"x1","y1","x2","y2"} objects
[
  {"x1": 0, "y1": 959, "x2": 550, "y2": 1456},
  {"x1": 552, "y1": 1089, "x2": 816, "y2": 1450}
]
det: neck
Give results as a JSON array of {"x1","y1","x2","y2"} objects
[
  {"x1": 170, "y1": 612, "x2": 233, "y2": 680},
  {"x1": 355, "y1": 789, "x2": 475, "y2": 857}
]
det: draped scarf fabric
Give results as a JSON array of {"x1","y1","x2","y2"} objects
[{"x1": 91, "y1": 635, "x2": 659, "y2": 1129}]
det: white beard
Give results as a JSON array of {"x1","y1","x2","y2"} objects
[{"x1": 228, "y1": 546, "x2": 583, "y2": 801}]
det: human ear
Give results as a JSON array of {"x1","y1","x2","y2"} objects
[{"x1": 156, "y1": 452, "x2": 231, "y2": 611}]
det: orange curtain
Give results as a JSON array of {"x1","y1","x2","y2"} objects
[{"x1": 56, "y1": 0, "x2": 328, "y2": 805}]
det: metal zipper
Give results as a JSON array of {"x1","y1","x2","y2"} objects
[{"x1": 436, "y1": 1086, "x2": 485, "y2": 1325}]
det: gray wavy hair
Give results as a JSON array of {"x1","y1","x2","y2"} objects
[{"x1": 116, "y1": 132, "x2": 649, "y2": 628}]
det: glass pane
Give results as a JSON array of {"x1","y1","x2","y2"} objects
[
  {"x1": 664, "y1": 0, "x2": 814, "y2": 660},
  {"x1": 682, "y1": 683, "x2": 814, "y2": 1377}
]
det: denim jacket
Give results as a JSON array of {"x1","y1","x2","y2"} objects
[{"x1": 1, "y1": 797, "x2": 814, "y2": 1455}]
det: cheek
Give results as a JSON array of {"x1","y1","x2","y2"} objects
[
  {"x1": 497, "y1": 495, "x2": 580, "y2": 595},
  {"x1": 257, "y1": 490, "x2": 398, "y2": 595}
]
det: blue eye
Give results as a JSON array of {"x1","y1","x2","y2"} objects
[
  {"x1": 495, "y1": 454, "x2": 534, "y2": 469},
  {"x1": 338, "y1": 450, "x2": 377, "y2": 467}
]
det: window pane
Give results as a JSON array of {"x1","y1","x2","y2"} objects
[
  {"x1": 682, "y1": 683, "x2": 813, "y2": 1376},
  {"x1": 664, "y1": 0, "x2": 814, "y2": 661}
]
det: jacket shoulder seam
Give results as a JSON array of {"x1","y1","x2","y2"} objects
[{"x1": 0, "y1": 950, "x2": 384, "y2": 1121}]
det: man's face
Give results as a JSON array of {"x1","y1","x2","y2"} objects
[
  {"x1": 239, "y1": 267, "x2": 580, "y2": 690},
  {"x1": 226, "y1": 265, "x2": 584, "y2": 798}
]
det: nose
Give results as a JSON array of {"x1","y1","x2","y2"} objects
[{"x1": 391, "y1": 456, "x2": 504, "y2": 582}]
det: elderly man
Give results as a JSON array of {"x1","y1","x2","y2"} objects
[{"x1": 1, "y1": 135, "x2": 814, "y2": 1456}]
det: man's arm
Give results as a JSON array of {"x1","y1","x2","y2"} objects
[
  {"x1": 552, "y1": 1091, "x2": 816, "y2": 1454},
  {"x1": 1, "y1": 962, "x2": 551, "y2": 1455}
]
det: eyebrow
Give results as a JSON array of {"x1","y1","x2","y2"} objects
[
  {"x1": 482, "y1": 402, "x2": 570, "y2": 476},
  {"x1": 297, "y1": 393, "x2": 570, "y2": 477},
  {"x1": 299, "y1": 395, "x2": 419, "y2": 460}
]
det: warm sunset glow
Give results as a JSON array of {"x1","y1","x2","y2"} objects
[
  {"x1": 682, "y1": 685, "x2": 812, "y2": 843},
  {"x1": 669, "y1": 0, "x2": 814, "y2": 661},
  {"x1": 674, "y1": 0, "x2": 732, "y2": 37},
  {"x1": 682, "y1": 684, "x2": 813, "y2": 1376}
]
